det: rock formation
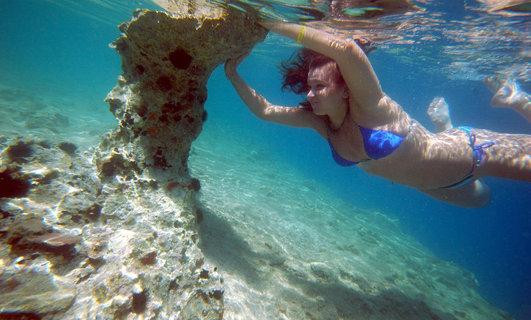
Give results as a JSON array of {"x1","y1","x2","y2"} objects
[{"x1": 0, "y1": 3, "x2": 266, "y2": 319}]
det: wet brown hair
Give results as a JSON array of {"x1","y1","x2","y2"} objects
[{"x1": 280, "y1": 38, "x2": 375, "y2": 108}]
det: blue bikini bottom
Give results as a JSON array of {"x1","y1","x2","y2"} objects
[{"x1": 440, "y1": 126, "x2": 495, "y2": 189}]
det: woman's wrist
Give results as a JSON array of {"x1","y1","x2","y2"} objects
[
  {"x1": 225, "y1": 68, "x2": 239, "y2": 80},
  {"x1": 258, "y1": 20, "x2": 274, "y2": 29}
]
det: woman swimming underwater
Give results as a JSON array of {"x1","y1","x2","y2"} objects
[{"x1": 225, "y1": 21, "x2": 531, "y2": 208}]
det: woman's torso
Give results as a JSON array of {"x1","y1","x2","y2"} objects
[{"x1": 326, "y1": 95, "x2": 474, "y2": 189}]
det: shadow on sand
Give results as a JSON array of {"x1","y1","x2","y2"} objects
[{"x1": 198, "y1": 206, "x2": 457, "y2": 320}]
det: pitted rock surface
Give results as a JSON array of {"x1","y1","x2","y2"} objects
[
  {"x1": 98, "y1": 8, "x2": 266, "y2": 185},
  {"x1": 1, "y1": 4, "x2": 266, "y2": 319}
]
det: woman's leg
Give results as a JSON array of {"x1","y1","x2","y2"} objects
[
  {"x1": 473, "y1": 129, "x2": 531, "y2": 181},
  {"x1": 484, "y1": 76, "x2": 531, "y2": 122},
  {"x1": 421, "y1": 180, "x2": 491, "y2": 208},
  {"x1": 426, "y1": 97, "x2": 492, "y2": 207}
]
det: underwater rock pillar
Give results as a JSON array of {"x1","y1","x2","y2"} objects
[{"x1": 99, "y1": 7, "x2": 267, "y2": 186}]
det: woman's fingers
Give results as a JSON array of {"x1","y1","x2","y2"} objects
[
  {"x1": 226, "y1": 52, "x2": 249, "y2": 68},
  {"x1": 225, "y1": 52, "x2": 250, "y2": 76}
]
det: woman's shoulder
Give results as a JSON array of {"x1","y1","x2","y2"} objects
[{"x1": 349, "y1": 93, "x2": 407, "y2": 128}]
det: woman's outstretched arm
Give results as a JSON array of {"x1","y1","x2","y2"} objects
[
  {"x1": 225, "y1": 55, "x2": 327, "y2": 135},
  {"x1": 260, "y1": 21, "x2": 384, "y2": 112}
]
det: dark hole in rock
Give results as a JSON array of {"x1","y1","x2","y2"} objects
[
  {"x1": 162, "y1": 101, "x2": 188, "y2": 115},
  {"x1": 58, "y1": 142, "x2": 77, "y2": 156},
  {"x1": 0, "y1": 168, "x2": 31, "y2": 198},
  {"x1": 184, "y1": 91, "x2": 195, "y2": 103},
  {"x1": 1, "y1": 209, "x2": 12, "y2": 219},
  {"x1": 7, "y1": 235, "x2": 23, "y2": 246},
  {"x1": 209, "y1": 289, "x2": 223, "y2": 301},
  {"x1": 169, "y1": 48, "x2": 192, "y2": 69},
  {"x1": 132, "y1": 291, "x2": 148, "y2": 314},
  {"x1": 189, "y1": 65, "x2": 203, "y2": 76},
  {"x1": 100, "y1": 153, "x2": 128, "y2": 178},
  {"x1": 185, "y1": 115, "x2": 194, "y2": 124},
  {"x1": 135, "y1": 64, "x2": 145, "y2": 75},
  {"x1": 123, "y1": 114, "x2": 134, "y2": 126},
  {"x1": 188, "y1": 79, "x2": 198, "y2": 90},
  {"x1": 0, "y1": 312, "x2": 42, "y2": 320},
  {"x1": 100, "y1": 161, "x2": 117, "y2": 177},
  {"x1": 140, "y1": 251, "x2": 157, "y2": 265},
  {"x1": 159, "y1": 114, "x2": 169, "y2": 124},
  {"x1": 156, "y1": 76, "x2": 173, "y2": 92},
  {"x1": 6, "y1": 140, "x2": 34, "y2": 163},
  {"x1": 153, "y1": 153, "x2": 168, "y2": 169},
  {"x1": 84, "y1": 204, "x2": 102, "y2": 221},
  {"x1": 202, "y1": 110, "x2": 208, "y2": 122},
  {"x1": 168, "y1": 279, "x2": 178, "y2": 291},
  {"x1": 199, "y1": 269, "x2": 209, "y2": 279},
  {"x1": 188, "y1": 178, "x2": 201, "y2": 192},
  {"x1": 137, "y1": 104, "x2": 148, "y2": 118}
]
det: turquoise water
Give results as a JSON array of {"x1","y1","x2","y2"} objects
[{"x1": 1, "y1": 0, "x2": 530, "y2": 318}]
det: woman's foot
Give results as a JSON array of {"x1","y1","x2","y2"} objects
[
  {"x1": 427, "y1": 97, "x2": 453, "y2": 132},
  {"x1": 484, "y1": 75, "x2": 530, "y2": 122}
]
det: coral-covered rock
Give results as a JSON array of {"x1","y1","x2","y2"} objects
[
  {"x1": 0, "y1": 260, "x2": 77, "y2": 316},
  {"x1": 98, "y1": 8, "x2": 266, "y2": 185},
  {"x1": 1, "y1": 3, "x2": 265, "y2": 319}
]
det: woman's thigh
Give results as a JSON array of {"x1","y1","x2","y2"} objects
[{"x1": 421, "y1": 179, "x2": 491, "y2": 208}]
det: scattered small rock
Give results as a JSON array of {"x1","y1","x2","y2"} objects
[
  {"x1": 209, "y1": 289, "x2": 223, "y2": 301},
  {"x1": 0, "y1": 167, "x2": 31, "y2": 198},
  {"x1": 199, "y1": 269, "x2": 209, "y2": 279},
  {"x1": 58, "y1": 142, "x2": 77, "y2": 156},
  {"x1": 132, "y1": 289, "x2": 148, "y2": 314},
  {"x1": 5, "y1": 140, "x2": 34, "y2": 163},
  {"x1": 139, "y1": 251, "x2": 157, "y2": 266},
  {"x1": 11, "y1": 232, "x2": 80, "y2": 259}
]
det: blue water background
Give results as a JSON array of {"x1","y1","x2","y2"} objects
[{"x1": 1, "y1": 0, "x2": 530, "y2": 318}]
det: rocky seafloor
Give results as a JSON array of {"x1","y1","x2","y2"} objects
[{"x1": 0, "y1": 1, "x2": 514, "y2": 320}]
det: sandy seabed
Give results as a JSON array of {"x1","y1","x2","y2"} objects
[{"x1": 0, "y1": 85, "x2": 511, "y2": 319}]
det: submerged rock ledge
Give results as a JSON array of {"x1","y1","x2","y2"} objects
[
  {"x1": 0, "y1": 4, "x2": 266, "y2": 319},
  {"x1": 0, "y1": 2, "x2": 513, "y2": 320}
]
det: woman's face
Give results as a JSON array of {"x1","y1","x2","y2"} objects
[{"x1": 307, "y1": 62, "x2": 347, "y2": 116}]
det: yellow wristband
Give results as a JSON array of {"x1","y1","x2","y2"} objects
[{"x1": 296, "y1": 26, "x2": 306, "y2": 44}]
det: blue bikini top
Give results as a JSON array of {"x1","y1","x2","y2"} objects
[{"x1": 328, "y1": 125, "x2": 405, "y2": 167}]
